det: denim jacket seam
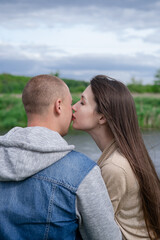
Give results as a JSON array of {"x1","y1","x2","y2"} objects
[
  {"x1": 33, "y1": 175, "x2": 77, "y2": 192},
  {"x1": 43, "y1": 183, "x2": 55, "y2": 240}
]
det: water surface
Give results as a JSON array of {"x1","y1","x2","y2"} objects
[{"x1": 65, "y1": 130, "x2": 160, "y2": 177}]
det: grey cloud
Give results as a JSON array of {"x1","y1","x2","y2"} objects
[
  {"x1": 1, "y1": 0, "x2": 159, "y2": 10},
  {"x1": 143, "y1": 30, "x2": 160, "y2": 43},
  {"x1": 0, "y1": 0, "x2": 159, "y2": 85},
  {"x1": 45, "y1": 53, "x2": 157, "y2": 73},
  {"x1": 0, "y1": 43, "x2": 68, "y2": 60},
  {"x1": 20, "y1": 44, "x2": 68, "y2": 56},
  {"x1": 0, "y1": 0, "x2": 159, "y2": 31},
  {"x1": 0, "y1": 47, "x2": 157, "y2": 83},
  {"x1": 0, "y1": 59, "x2": 37, "y2": 76},
  {"x1": 0, "y1": 44, "x2": 25, "y2": 60}
]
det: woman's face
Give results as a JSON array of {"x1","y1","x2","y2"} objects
[{"x1": 72, "y1": 85, "x2": 101, "y2": 132}]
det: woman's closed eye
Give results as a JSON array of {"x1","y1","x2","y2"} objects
[{"x1": 80, "y1": 101, "x2": 84, "y2": 105}]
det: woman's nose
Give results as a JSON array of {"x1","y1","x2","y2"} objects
[{"x1": 72, "y1": 103, "x2": 77, "y2": 111}]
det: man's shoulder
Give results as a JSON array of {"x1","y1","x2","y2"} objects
[
  {"x1": 67, "y1": 150, "x2": 94, "y2": 160},
  {"x1": 35, "y1": 150, "x2": 97, "y2": 191},
  {"x1": 64, "y1": 150, "x2": 96, "y2": 168}
]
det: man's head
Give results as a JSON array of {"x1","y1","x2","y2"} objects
[{"x1": 22, "y1": 74, "x2": 72, "y2": 136}]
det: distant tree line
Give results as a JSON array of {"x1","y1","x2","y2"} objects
[
  {"x1": 0, "y1": 74, "x2": 30, "y2": 93},
  {"x1": 127, "y1": 69, "x2": 160, "y2": 93},
  {"x1": 0, "y1": 73, "x2": 89, "y2": 93},
  {"x1": 127, "y1": 82, "x2": 160, "y2": 93},
  {"x1": 0, "y1": 70, "x2": 160, "y2": 93}
]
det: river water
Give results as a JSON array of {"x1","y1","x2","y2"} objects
[
  {"x1": 65, "y1": 130, "x2": 160, "y2": 178},
  {"x1": 0, "y1": 129, "x2": 159, "y2": 177}
]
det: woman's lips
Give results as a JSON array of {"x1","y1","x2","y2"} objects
[{"x1": 72, "y1": 114, "x2": 76, "y2": 121}]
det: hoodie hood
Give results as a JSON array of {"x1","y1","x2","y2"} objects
[{"x1": 0, "y1": 127, "x2": 74, "y2": 181}]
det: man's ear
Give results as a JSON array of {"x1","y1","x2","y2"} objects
[
  {"x1": 99, "y1": 114, "x2": 107, "y2": 125},
  {"x1": 55, "y1": 98, "x2": 62, "y2": 114}
]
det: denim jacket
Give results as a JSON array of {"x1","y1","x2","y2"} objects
[{"x1": 0, "y1": 127, "x2": 122, "y2": 240}]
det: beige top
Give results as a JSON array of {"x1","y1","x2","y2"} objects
[{"x1": 98, "y1": 140, "x2": 150, "y2": 240}]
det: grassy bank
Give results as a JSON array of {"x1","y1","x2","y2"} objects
[
  {"x1": 0, "y1": 95, "x2": 27, "y2": 130},
  {"x1": 0, "y1": 94, "x2": 81, "y2": 131},
  {"x1": 0, "y1": 94, "x2": 160, "y2": 131},
  {"x1": 134, "y1": 97, "x2": 160, "y2": 129}
]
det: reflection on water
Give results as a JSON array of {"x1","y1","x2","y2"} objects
[{"x1": 65, "y1": 130, "x2": 160, "y2": 177}]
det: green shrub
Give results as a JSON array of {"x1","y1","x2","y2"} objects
[
  {"x1": 0, "y1": 74, "x2": 30, "y2": 93},
  {"x1": 0, "y1": 92, "x2": 160, "y2": 131},
  {"x1": 134, "y1": 97, "x2": 160, "y2": 128},
  {"x1": 0, "y1": 74, "x2": 89, "y2": 94},
  {"x1": 0, "y1": 96, "x2": 27, "y2": 131}
]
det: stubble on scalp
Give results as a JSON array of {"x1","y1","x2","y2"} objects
[{"x1": 22, "y1": 74, "x2": 67, "y2": 115}]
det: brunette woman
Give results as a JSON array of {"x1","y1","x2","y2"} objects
[{"x1": 72, "y1": 75, "x2": 160, "y2": 240}]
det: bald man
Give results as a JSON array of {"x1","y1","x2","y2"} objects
[{"x1": 0, "y1": 75, "x2": 121, "y2": 240}]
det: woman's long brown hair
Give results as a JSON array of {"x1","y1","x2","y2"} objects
[{"x1": 90, "y1": 75, "x2": 160, "y2": 239}]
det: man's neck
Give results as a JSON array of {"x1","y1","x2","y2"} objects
[{"x1": 27, "y1": 119, "x2": 58, "y2": 133}]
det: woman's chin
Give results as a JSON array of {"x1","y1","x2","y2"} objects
[
  {"x1": 72, "y1": 123, "x2": 81, "y2": 130},
  {"x1": 72, "y1": 125, "x2": 79, "y2": 130}
]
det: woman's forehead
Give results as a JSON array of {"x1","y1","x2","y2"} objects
[{"x1": 82, "y1": 85, "x2": 96, "y2": 104}]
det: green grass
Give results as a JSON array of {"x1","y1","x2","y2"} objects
[
  {"x1": 0, "y1": 94, "x2": 160, "y2": 131},
  {"x1": 0, "y1": 73, "x2": 89, "y2": 94},
  {"x1": 0, "y1": 73, "x2": 159, "y2": 131},
  {"x1": 0, "y1": 94, "x2": 80, "y2": 131},
  {"x1": 134, "y1": 97, "x2": 160, "y2": 129},
  {"x1": 0, "y1": 96, "x2": 27, "y2": 131},
  {"x1": 1, "y1": 73, "x2": 160, "y2": 94}
]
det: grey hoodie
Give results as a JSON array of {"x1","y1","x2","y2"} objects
[
  {"x1": 0, "y1": 127, "x2": 74, "y2": 181},
  {"x1": 0, "y1": 127, "x2": 122, "y2": 240}
]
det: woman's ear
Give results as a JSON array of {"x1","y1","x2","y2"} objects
[
  {"x1": 55, "y1": 98, "x2": 62, "y2": 114},
  {"x1": 99, "y1": 114, "x2": 107, "y2": 125}
]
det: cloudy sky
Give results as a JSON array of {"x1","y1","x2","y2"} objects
[{"x1": 0, "y1": 0, "x2": 160, "y2": 84}]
